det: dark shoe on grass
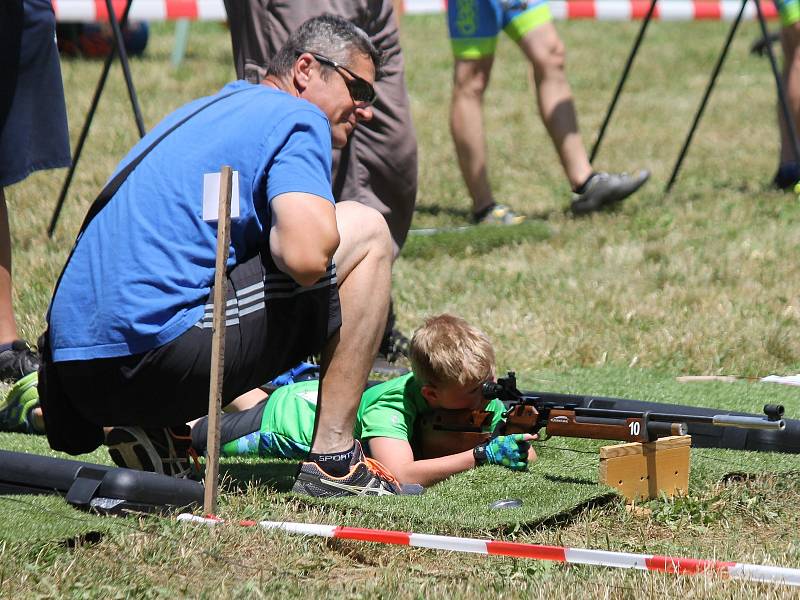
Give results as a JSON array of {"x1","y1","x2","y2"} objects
[
  {"x1": 773, "y1": 162, "x2": 800, "y2": 191},
  {"x1": 570, "y1": 170, "x2": 650, "y2": 215},
  {"x1": 291, "y1": 440, "x2": 424, "y2": 498},
  {"x1": 106, "y1": 425, "x2": 200, "y2": 479},
  {"x1": 0, "y1": 340, "x2": 40, "y2": 382},
  {"x1": 378, "y1": 326, "x2": 410, "y2": 364}
]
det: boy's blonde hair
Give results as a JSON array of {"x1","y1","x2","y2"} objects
[{"x1": 409, "y1": 314, "x2": 496, "y2": 387}]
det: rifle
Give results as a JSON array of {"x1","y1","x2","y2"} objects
[{"x1": 416, "y1": 372, "x2": 787, "y2": 459}]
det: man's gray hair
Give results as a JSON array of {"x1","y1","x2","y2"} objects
[{"x1": 267, "y1": 15, "x2": 382, "y2": 79}]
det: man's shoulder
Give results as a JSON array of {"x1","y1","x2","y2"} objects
[{"x1": 228, "y1": 82, "x2": 328, "y2": 122}]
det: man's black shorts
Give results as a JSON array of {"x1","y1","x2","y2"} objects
[{"x1": 53, "y1": 249, "x2": 341, "y2": 429}]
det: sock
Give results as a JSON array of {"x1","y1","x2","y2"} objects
[
  {"x1": 573, "y1": 172, "x2": 597, "y2": 194},
  {"x1": 0, "y1": 342, "x2": 13, "y2": 353},
  {"x1": 308, "y1": 443, "x2": 356, "y2": 477}
]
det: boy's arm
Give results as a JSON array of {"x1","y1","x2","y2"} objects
[
  {"x1": 368, "y1": 435, "x2": 538, "y2": 487},
  {"x1": 368, "y1": 436, "x2": 476, "y2": 487}
]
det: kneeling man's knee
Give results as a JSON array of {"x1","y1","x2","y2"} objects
[{"x1": 336, "y1": 201, "x2": 393, "y2": 261}]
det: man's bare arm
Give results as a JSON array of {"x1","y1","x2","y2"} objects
[{"x1": 269, "y1": 192, "x2": 339, "y2": 286}]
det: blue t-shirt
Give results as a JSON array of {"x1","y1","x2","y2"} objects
[{"x1": 49, "y1": 81, "x2": 334, "y2": 361}]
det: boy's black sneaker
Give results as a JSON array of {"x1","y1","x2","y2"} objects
[
  {"x1": 291, "y1": 440, "x2": 424, "y2": 498},
  {"x1": 570, "y1": 170, "x2": 650, "y2": 215},
  {"x1": 106, "y1": 425, "x2": 200, "y2": 479},
  {"x1": 0, "y1": 340, "x2": 40, "y2": 382}
]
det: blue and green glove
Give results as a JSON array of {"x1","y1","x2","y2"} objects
[{"x1": 473, "y1": 434, "x2": 532, "y2": 471}]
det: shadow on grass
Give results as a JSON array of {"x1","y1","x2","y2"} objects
[
  {"x1": 517, "y1": 491, "x2": 620, "y2": 535},
  {"x1": 414, "y1": 205, "x2": 472, "y2": 220},
  {"x1": 402, "y1": 219, "x2": 551, "y2": 260},
  {"x1": 220, "y1": 462, "x2": 301, "y2": 493}
]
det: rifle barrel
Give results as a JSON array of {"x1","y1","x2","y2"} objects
[
  {"x1": 568, "y1": 408, "x2": 784, "y2": 431},
  {"x1": 712, "y1": 415, "x2": 786, "y2": 430}
]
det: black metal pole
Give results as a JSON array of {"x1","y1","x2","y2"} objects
[
  {"x1": 665, "y1": 0, "x2": 747, "y2": 193},
  {"x1": 754, "y1": 0, "x2": 800, "y2": 165},
  {"x1": 590, "y1": 0, "x2": 658, "y2": 164},
  {"x1": 48, "y1": 0, "x2": 142, "y2": 238},
  {"x1": 105, "y1": 0, "x2": 146, "y2": 137}
]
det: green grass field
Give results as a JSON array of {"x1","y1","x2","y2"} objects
[{"x1": 3, "y1": 15, "x2": 800, "y2": 598}]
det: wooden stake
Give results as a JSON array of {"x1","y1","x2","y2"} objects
[{"x1": 203, "y1": 165, "x2": 233, "y2": 516}]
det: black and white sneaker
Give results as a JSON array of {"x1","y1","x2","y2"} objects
[
  {"x1": 291, "y1": 440, "x2": 424, "y2": 498},
  {"x1": 0, "y1": 340, "x2": 40, "y2": 382},
  {"x1": 570, "y1": 170, "x2": 650, "y2": 215},
  {"x1": 106, "y1": 425, "x2": 200, "y2": 479}
]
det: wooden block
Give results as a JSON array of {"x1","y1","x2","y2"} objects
[{"x1": 599, "y1": 435, "x2": 691, "y2": 502}]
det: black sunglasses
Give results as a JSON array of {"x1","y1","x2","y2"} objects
[{"x1": 300, "y1": 51, "x2": 377, "y2": 106}]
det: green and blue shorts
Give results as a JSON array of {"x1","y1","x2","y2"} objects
[
  {"x1": 776, "y1": 0, "x2": 800, "y2": 27},
  {"x1": 448, "y1": 0, "x2": 553, "y2": 59}
]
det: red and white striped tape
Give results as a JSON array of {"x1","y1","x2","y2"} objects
[
  {"x1": 52, "y1": 1, "x2": 780, "y2": 22},
  {"x1": 177, "y1": 514, "x2": 800, "y2": 587}
]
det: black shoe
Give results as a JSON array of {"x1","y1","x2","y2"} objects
[
  {"x1": 773, "y1": 163, "x2": 800, "y2": 191},
  {"x1": 570, "y1": 170, "x2": 650, "y2": 215},
  {"x1": 291, "y1": 440, "x2": 424, "y2": 498},
  {"x1": 378, "y1": 327, "x2": 410, "y2": 363},
  {"x1": 371, "y1": 356, "x2": 410, "y2": 378},
  {"x1": 0, "y1": 340, "x2": 40, "y2": 382},
  {"x1": 106, "y1": 425, "x2": 200, "y2": 479}
]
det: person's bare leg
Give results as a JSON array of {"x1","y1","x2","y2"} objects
[
  {"x1": 779, "y1": 23, "x2": 800, "y2": 166},
  {"x1": 0, "y1": 188, "x2": 18, "y2": 345},
  {"x1": 517, "y1": 23, "x2": 593, "y2": 190},
  {"x1": 450, "y1": 57, "x2": 496, "y2": 215},
  {"x1": 224, "y1": 388, "x2": 268, "y2": 412},
  {"x1": 310, "y1": 201, "x2": 392, "y2": 454}
]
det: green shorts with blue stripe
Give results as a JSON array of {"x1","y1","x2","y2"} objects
[
  {"x1": 776, "y1": 0, "x2": 800, "y2": 27},
  {"x1": 448, "y1": 0, "x2": 553, "y2": 59}
]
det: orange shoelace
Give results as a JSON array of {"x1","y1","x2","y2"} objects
[{"x1": 363, "y1": 457, "x2": 399, "y2": 485}]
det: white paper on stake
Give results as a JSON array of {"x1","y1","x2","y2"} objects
[{"x1": 202, "y1": 170, "x2": 240, "y2": 221}]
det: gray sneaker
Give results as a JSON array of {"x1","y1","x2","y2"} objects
[
  {"x1": 106, "y1": 425, "x2": 200, "y2": 479},
  {"x1": 292, "y1": 440, "x2": 424, "y2": 498},
  {"x1": 570, "y1": 170, "x2": 650, "y2": 215}
]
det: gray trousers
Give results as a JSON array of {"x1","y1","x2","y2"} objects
[{"x1": 223, "y1": 0, "x2": 418, "y2": 253}]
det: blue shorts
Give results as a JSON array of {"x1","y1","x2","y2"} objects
[
  {"x1": 0, "y1": 0, "x2": 70, "y2": 187},
  {"x1": 448, "y1": 0, "x2": 553, "y2": 59}
]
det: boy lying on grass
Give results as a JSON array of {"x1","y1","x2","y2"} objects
[{"x1": 190, "y1": 313, "x2": 537, "y2": 486}]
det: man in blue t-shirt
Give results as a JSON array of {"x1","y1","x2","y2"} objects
[{"x1": 40, "y1": 16, "x2": 419, "y2": 498}]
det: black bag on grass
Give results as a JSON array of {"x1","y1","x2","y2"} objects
[{"x1": 0, "y1": 449, "x2": 203, "y2": 514}]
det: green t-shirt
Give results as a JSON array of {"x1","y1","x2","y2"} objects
[{"x1": 221, "y1": 373, "x2": 505, "y2": 459}]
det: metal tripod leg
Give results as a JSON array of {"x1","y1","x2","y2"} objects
[
  {"x1": 590, "y1": 0, "x2": 658, "y2": 164},
  {"x1": 665, "y1": 0, "x2": 747, "y2": 193},
  {"x1": 48, "y1": 0, "x2": 145, "y2": 238}
]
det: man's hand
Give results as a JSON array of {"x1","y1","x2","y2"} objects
[
  {"x1": 270, "y1": 192, "x2": 339, "y2": 286},
  {"x1": 475, "y1": 434, "x2": 536, "y2": 471}
]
